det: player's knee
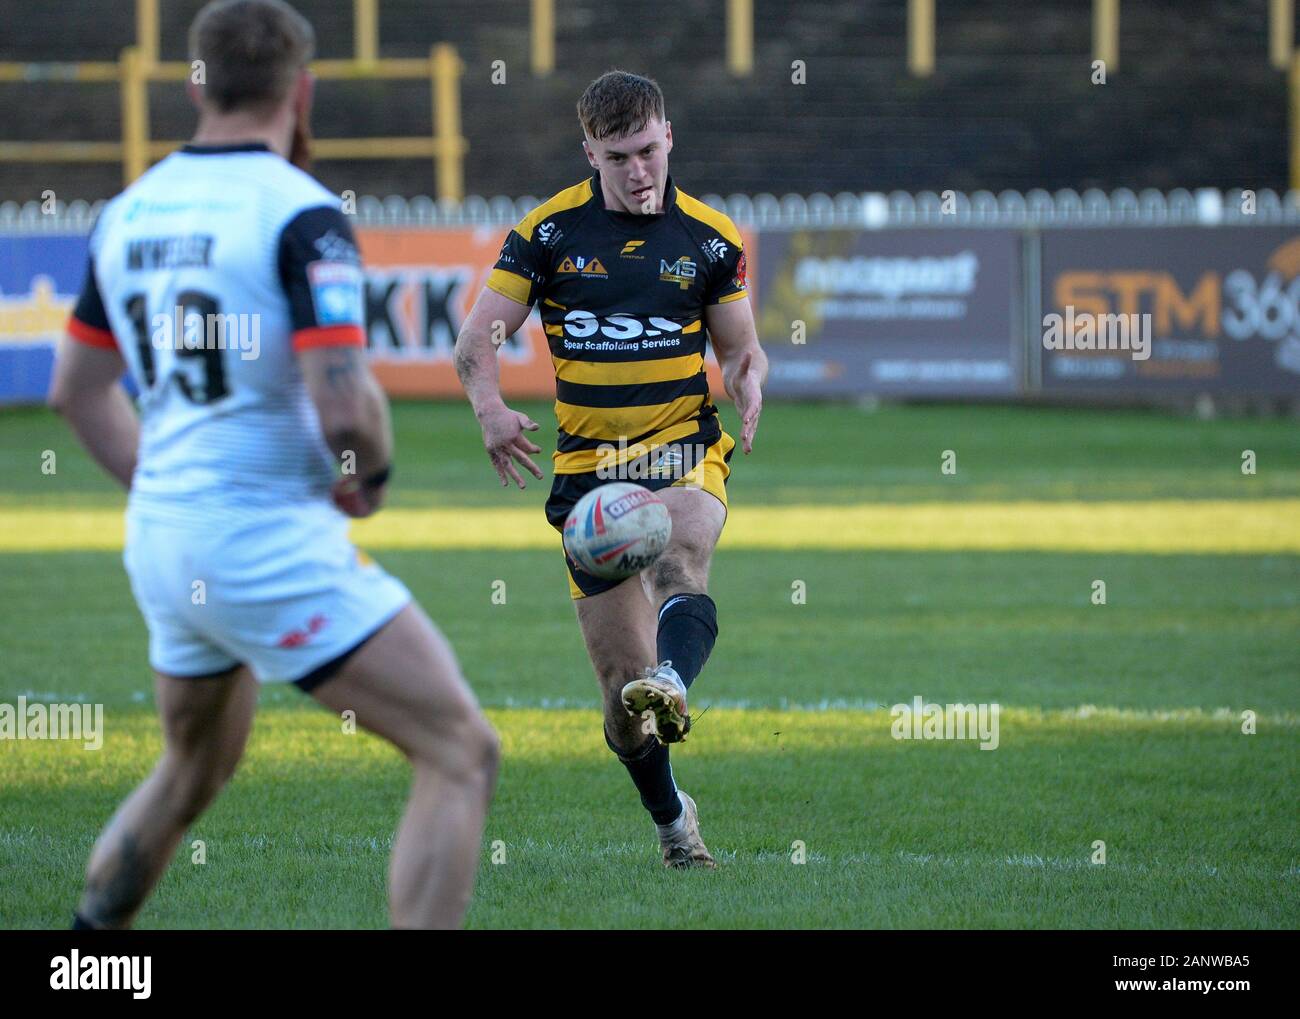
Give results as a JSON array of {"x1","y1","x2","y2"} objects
[
  {"x1": 412, "y1": 709, "x2": 498, "y2": 790},
  {"x1": 448, "y1": 714, "x2": 499, "y2": 799},
  {"x1": 458, "y1": 715, "x2": 500, "y2": 794},
  {"x1": 649, "y1": 548, "x2": 707, "y2": 599},
  {"x1": 158, "y1": 755, "x2": 226, "y2": 823}
]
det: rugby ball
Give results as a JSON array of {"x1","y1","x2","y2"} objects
[{"x1": 563, "y1": 483, "x2": 672, "y2": 580}]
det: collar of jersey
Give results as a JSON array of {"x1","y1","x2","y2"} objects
[
  {"x1": 180, "y1": 142, "x2": 273, "y2": 155},
  {"x1": 592, "y1": 171, "x2": 678, "y2": 233}
]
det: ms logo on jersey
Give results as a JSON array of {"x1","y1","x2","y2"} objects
[
  {"x1": 307, "y1": 261, "x2": 364, "y2": 326},
  {"x1": 659, "y1": 256, "x2": 697, "y2": 290}
]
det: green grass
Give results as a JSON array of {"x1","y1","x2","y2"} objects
[
  {"x1": 3, "y1": 400, "x2": 1299, "y2": 508},
  {"x1": 0, "y1": 400, "x2": 1297, "y2": 928},
  {"x1": 4, "y1": 708, "x2": 1294, "y2": 929}
]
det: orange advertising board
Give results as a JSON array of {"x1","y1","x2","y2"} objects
[
  {"x1": 356, "y1": 227, "x2": 552, "y2": 398},
  {"x1": 355, "y1": 226, "x2": 754, "y2": 400}
]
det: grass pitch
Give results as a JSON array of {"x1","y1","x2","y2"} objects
[{"x1": 1, "y1": 400, "x2": 1297, "y2": 928}]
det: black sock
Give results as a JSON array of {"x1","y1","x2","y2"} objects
[
  {"x1": 656, "y1": 593, "x2": 718, "y2": 690},
  {"x1": 72, "y1": 912, "x2": 97, "y2": 930},
  {"x1": 606, "y1": 729, "x2": 682, "y2": 825}
]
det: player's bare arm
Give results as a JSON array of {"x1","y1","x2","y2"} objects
[
  {"x1": 299, "y1": 344, "x2": 392, "y2": 517},
  {"x1": 454, "y1": 287, "x2": 545, "y2": 489},
  {"x1": 705, "y1": 296, "x2": 767, "y2": 455},
  {"x1": 47, "y1": 335, "x2": 138, "y2": 488}
]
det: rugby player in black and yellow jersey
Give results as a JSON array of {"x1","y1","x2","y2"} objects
[{"x1": 454, "y1": 71, "x2": 767, "y2": 869}]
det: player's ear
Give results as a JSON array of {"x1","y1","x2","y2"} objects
[
  {"x1": 185, "y1": 78, "x2": 205, "y2": 112},
  {"x1": 582, "y1": 139, "x2": 598, "y2": 169},
  {"x1": 664, "y1": 121, "x2": 672, "y2": 154},
  {"x1": 293, "y1": 68, "x2": 315, "y2": 120}
]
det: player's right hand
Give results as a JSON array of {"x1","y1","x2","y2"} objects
[
  {"x1": 478, "y1": 404, "x2": 545, "y2": 489},
  {"x1": 331, "y1": 475, "x2": 385, "y2": 518}
]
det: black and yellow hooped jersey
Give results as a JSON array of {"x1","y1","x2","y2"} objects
[{"x1": 486, "y1": 172, "x2": 748, "y2": 474}]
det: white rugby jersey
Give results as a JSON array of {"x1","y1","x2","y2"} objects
[{"x1": 68, "y1": 142, "x2": 366, "y2": 521}]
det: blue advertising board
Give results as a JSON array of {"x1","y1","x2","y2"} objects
[{"x1": 0, "y1": 233, "x2": 91, "y2": 404}]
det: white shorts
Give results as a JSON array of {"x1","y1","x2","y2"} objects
[{"x1": 123, "y1": 501, "x2": 411, "y2": 685}]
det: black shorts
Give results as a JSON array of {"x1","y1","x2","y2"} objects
[{"x1": 545, "y1": 432, "x2": 736, "y2": 599}]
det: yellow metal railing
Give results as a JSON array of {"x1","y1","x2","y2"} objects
[
  {"x1": 531, "y1": 0, "x2": 554, "y2": 76},
  {"x1": 6, "y1": 1, "x2": 1299, "y2": 192},
  {"x1": 727, "y1": 0, "x2": 753, "y2": 77},
  {"x1": 355, "y1": 0, "x2": 379, "y2": 66},
  {"x1": 121, "y1": 47, "x2": 149, "y2": 182},
  {"x1": 908, "y1": 0, "x2": 935, "y2": 78},
  {"x1": 1272, "y1": 0, "x2": 1294, "y2": 71},
  {"x1": 0, "y1": 0, "x2": 466, "y2": 200},
  {"x1": 1093, "y1": 0, "x2": 1120, "y2": 72}
]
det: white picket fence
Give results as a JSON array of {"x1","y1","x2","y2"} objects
[{"x1": 3, "y1": 187, "x2": 1298, "y2": 232}]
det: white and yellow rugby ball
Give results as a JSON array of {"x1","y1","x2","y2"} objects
[{"x1": 562, "y1": 482, "x2": 673, "y2": 580}]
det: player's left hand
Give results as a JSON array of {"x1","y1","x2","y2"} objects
[
  {"x1": 331, "y1": 475, "x2": 385, "y2": 518},
  {"x1": 733, "y1": 349, "x2": 764, "y2": 454}
]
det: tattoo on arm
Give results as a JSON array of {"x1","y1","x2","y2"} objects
[
  {"x1": 455, "y1": 352, "x2": 476, "y2": 385},
  {"x1": 323, "y1": 349, "x2": 360, "y2": 392}
]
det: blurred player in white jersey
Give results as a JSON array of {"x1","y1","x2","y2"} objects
[{"x1": 48, "y1": 0, "x2": 497, "y2": 930}]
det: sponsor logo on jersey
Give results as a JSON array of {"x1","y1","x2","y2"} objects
[
  {"x1": 122, "y1": 197, "x2": 240, "y2": 223},
  {"x1": 307, "y1": 261, "x2": 364, "y2": 326},
  {"x1": 313, "y1": 229, "x2": 359, "y2": 264},
  {"x1": 620, "y1": 239, "x2": 646, "y2": 259},
  {"x1": 560, "y1": 310, "x2": 687, "y2": 347},
  {"x1": 536, "y1": 221, "x2": 562, "y2": 247},
  {"x1": 659, "y1": 256, "x2": 697, "y2": 289},
  {"x1": 557, "y1": 255, "x2": 609, "y2": 278},
  {"x1": 734, "y1": 249, "x2": 748, "y2": 290},
  {"x1": 703, "y1": 237, "x2": 729, "y2": 262}
]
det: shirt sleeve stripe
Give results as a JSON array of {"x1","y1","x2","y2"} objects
[
  {"x1": 485, "y1": 268, "x2": 534, "y2": 306},
  {"x1": 67, "y1": 316, "x2": 118, "y2": 350},
  {"x1": 292, "y1": 324, "x2": 366, "y2": 351}
]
